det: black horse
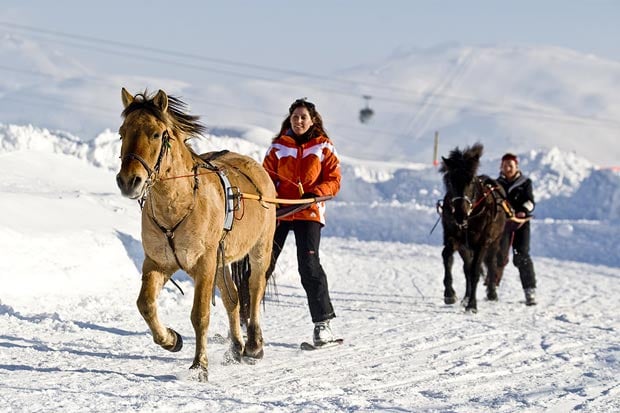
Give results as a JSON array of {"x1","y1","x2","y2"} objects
[{"x1": 439, "y1": 143, "x2": 507, "y2": 313}]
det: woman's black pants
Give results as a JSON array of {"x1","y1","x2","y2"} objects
[{"x1": 268, "y1": 220, "x2": 335, "y2": 323}]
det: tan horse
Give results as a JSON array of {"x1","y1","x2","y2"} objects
[{"x1": 116, "y1": 88, "x2": 276, "y2": 381}]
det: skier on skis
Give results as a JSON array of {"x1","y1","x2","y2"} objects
[
  {"x1": 496, "y1": 153, "x2": 538, "y2": 306},
  {"x1": 263, "y1": 98, "x2": 342, "y2": 346}
]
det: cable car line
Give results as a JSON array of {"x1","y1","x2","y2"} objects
[
  {"x1": 1, "y1": 20, "x2": 602, "y2": 120},
  {"x1": 1, "y1": 22, "x2": 620, "y2": 129}
]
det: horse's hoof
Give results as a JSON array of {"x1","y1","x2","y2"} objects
[
  {"x1": 163, "y1": 328, "x2": 183, "y2": 352},
  {"x1": 444, "y1": 295, "x2": 457, "y2": 305},
  {"x1": 486, "y1": 290, "x2": 498, "y2": 301},
  {"x1": 230, "y1": 341, "x2": 243, "y2": 362},
  {"x1": 243, "y1": 347, "x2": 264, "y2": 360},
  {"x1": 189, "y1": 364, "x2": 208, "y2": 382},
  {"x1": 244, "y1": 324, "x2": 264, "y2": 360},
  {"x1": 465, "y1": 306, "x2": 478, "y2": 314}
]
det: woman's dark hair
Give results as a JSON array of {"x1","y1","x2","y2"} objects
[
  {"x1": 501, "y1": 153, "x2": 519, "y2": 164},
  {"x1": 274, "y1": 98, "x2": 330, "y2": 141}
]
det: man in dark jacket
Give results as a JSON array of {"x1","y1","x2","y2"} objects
[{"x1": 497, "y1": 153, "x2": 537, "y2": 306}]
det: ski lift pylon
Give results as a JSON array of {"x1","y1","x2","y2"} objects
[{"x1": 359, "y1": 95, "x2": 374, "y2": 124}]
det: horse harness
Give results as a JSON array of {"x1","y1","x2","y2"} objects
[
  {"x1": 123, "y1": 131, "x2": 245, "y2": 298},
  {"x1": 434, "y1": 176, "x2": 511, "y2": 232},
  {"x1": 465, "y1": 177, "x2": 510, "y2": 221}
]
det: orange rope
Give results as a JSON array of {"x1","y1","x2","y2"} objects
[
  {"x1": 153, "y1": 168, "x2": 327, "y2": 206},
  {"x1": 261, "y1": 166, "x2": 300, "y2": 188}
]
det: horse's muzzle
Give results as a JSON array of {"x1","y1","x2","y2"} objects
[
  {"x1": 116, "y1": 172, "x2": 144, "y2": 199},
  {"x1": 456, "y1": 221, "x2": 469, "y2": 230}
]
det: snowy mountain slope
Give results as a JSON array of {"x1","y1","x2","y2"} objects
[
  {"x1": 1, "y1": 34, "x2": 619, "y2": 166},
  {"x1": 0, "y1": 34, "x2": 89, "y2": 81},
  {"x1": 329, "y1": 45, "x2": 620, "y2": 167}
]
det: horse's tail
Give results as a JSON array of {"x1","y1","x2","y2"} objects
[
  {"x1": 231, "y1": 254, "x2": 278, "y2": 326},
  {"x1": 231, "y1": 255, "x2": 251, "y2": 326}
]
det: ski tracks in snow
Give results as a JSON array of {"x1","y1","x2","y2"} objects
[{"x1": 0, "y1": 238, "x2": 619, "y2": 412}]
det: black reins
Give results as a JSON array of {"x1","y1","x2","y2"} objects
[{"x1": 432, "y1": 177, "x2": 502, "y2": 234}]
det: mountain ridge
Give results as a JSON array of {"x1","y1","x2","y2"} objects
[{"x1": 0, "y1": 37, "x2": 618, "y2": 166}]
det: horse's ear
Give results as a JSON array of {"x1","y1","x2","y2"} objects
[
  {"x1": 439, "y1": 156, "x2": 449, "y2": 172},
  {"x1": 121, "y1": 87, "x2": 134, "y2": 109},
  {"x1": 471, "y1": 143, "x2": 484, "y2": 161},
  {"x1": 153, "y1": 89, "x2": 169, "y2": 112}
]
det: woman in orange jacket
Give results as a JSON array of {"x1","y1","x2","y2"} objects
[{"x1": 263, "y1": 98, "x2": 341, "y2": 346}]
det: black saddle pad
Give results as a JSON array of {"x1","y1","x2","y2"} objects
[{"x1": 199, "y1": 150, "x2": 230, "y2": 162}]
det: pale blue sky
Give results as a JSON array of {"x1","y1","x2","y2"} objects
[{"x1": 2, "y1": 0, "x2": 619, "y2": 75}]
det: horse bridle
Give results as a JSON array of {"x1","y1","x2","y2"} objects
[
  {"x1": 121, "y1": 130, "x2": 171, "y2": 205},
  {"x1": 449, "y1": 195, "x2": 473, "y2": 215},
  {"x1": 448, "y1": 178, "x2": 485, "y2": 229},
  {"x1": 449, "y1": 178, "x2": 502, "y2": 229}
]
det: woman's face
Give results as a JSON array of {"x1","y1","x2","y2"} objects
[
  {"x1": 290, "y1": 106, "x2": 314, "y2": 136},
  {"x1": 501, "y1": 159, "x2": 519, "y2": 180}
]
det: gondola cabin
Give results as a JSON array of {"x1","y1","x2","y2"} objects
[{"x1": 359, "y1": 95, "x2": 374, "y2": 124}]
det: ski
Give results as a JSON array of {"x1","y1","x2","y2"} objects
[{"x1": 300, "y1": 338, "x2": 344, "y2": 351}]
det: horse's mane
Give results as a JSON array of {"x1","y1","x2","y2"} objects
[
  {"x1": 439, "y1": 143, "x2": 484, "y2": 188},
  {"x1": 122, "y1": 90, "x2": 207, "y2": 141}
]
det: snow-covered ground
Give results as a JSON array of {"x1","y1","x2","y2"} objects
[{"x1": 1, "y1": 126, "x2": 619, "y2": 412}]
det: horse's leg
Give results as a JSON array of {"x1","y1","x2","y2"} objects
[
  {"x1": 188, "y1": 255, "x2": 217, "y2": 382},
  {"x1": 242, "y1": 241, "x2": 270, "y2": 359},
  {"x1": 495, "y1": 226, "x2": 512, "y2": 287},
  {"x1": 442, "y1": 244, "x2": 457, "y2": 304},
  {"x1": 137, "y1": 257, "x2": 183, "y2": 352},
  {"x1": 485, "y1": 245, "x2": 499, "y2": 301},
  {"x1": 465, "y1": 249, "x2": 484, "y2": 312},
  {"x1": 215, "y1": 265, "x2": 244, "y2": 361},
  {"x1": 459, "y1": 248, "x2": 473, "y2": 307}
]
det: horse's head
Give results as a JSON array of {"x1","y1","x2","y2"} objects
[
  {"x1": 116, "y1": 88, "x2": 172, "y2": 199},
  {"x1": 440, "y1": 143, "x2": 484, "y2": 229},
  {"x1": 116, "y1": 88, "x2": 205, "y2": 199}
]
